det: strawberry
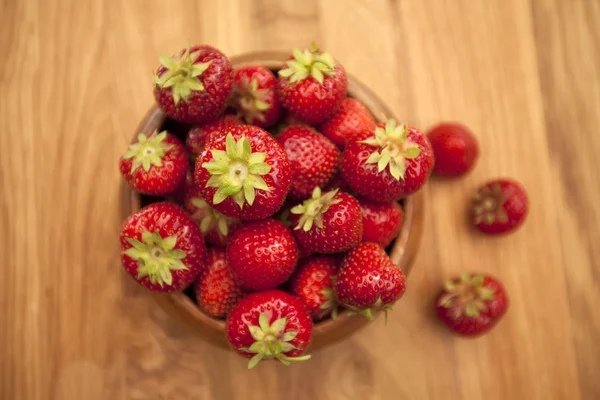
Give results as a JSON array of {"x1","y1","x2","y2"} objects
[
  {"x1": 323, "y1": 171, "x2": 353, "y2": 194},
  {"x1": 120, "y1": 202, "x2": 206, "y2": 293},
  {"x1": 320, "y1": 98, "x2": 376, "y2": 148},
  {"x1": 193, "y1": 247, "x2": 246, "y2": 318},
  {"x1": 290, "y1": 188, "x2": 362, "y2": 254},
  {"x1": 225, "y1": 290, "x2": 312, "y2": 368},
  {"x1": 334, "y1": 242, "x2": 406, "y2": 320},
  {"x1": 341, "y1": 119, "x2": 434, "y2": 202},
  {"x1": 276, "y1": 44, "x2": 347, "y2": 125},
  {"x1": 231, "y1": 66, "x2": 281, "y2": 128},
  {"x1": 194, "y1": 125, "x2": 292, "y2": 220},
  {"x1": 119, "y1": 130, "x2": 188, "y2": 196},
  {"x1": 186, "y1": 115, "x2": 242, "y2": 158},
  {"x1": 471, "y1": 179, "x2": 528, "y2": 235},
  {"x1": 427, "y1": 122, "x2": 479, "y2": 177},
  {"x1": 153, "y1": 45, "x2": 233, "y2": 123},
  {"x1": 226, "y1": 219, "x2": 299, "y2": 291},
  {"x1": 289, "y1": 256, "x2": 340, "y2": 321},
  {"x1": 277, "y1": 125, "x2": 340, "y2": 199},
  {"x1": 358, "y1": 197, "x2": 403, "y2": 248},
  {"x1": 435, "y1": 273, "x2": 508, "y2": 336}
]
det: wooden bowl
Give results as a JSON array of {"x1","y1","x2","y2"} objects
[{"x1": 122, "y1": 51, "x2": 425, "y2": 352}]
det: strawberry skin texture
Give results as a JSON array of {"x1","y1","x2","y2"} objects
[
  {"x1": 226, "y1": 290, "x2": 312, "y2": 359},
  {"x1": 471, "y1": 179, "x2": 529, "y2": 235},
  {"x1": 232, "y1": 66, "x2": 282, "y2": 128},
  {"x1": 289, "y1": 256, "x2": 339, "y2": 320},
  {"x1": 358, "y1": 197, "x2": 403, "y2": 248},
  {"x1": 154, "y1": 45, "x2": 233, "y2": 124},
  {"x1": 226, "y1": 219, "x2": 299, "y2": 291},
  {"x1": 427, "y1": 123, "x2": 479, "y2": 177},
  {"x1": 120, "y1": 202, "x2": 206, "y2": 293},
  {"x1": 320, "y1": 98, "x2": 376, "y2": 148},
  {"x1": 186, "y1": 115, "x2": 242, "y2": 157},
  {"x1": 194, "y1": 247, "x2": 246, "y2": 318},
  {"x1": 277, "y1": 125, "x2": 340, "y2": 199}
]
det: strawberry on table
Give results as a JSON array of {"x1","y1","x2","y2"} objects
[
  {"x1": 231, "y1": 66, "x2": 281, "y2": 128},
  {"x1": 186, "y1": 115, "x2": 242, "y2": 158},
  {"x1": 153, "y1": 45, "x2": 233, "y2": 123},
  {"x1": 289, "y1": 256, "x2": 340, "y2": 321},
  {"x1": 427, "y1": 122, "x2": 479, "y2": 178},
  {"x1": 470, "y1": 178, "x2": 528, "y2": 235},
  {"x1": 342, "y1": 119, "x2": 434, "y2": 202},
  {"x1": 120, "y1": 202, "x2": 206, "y2": 293},
  {"x1": 358, "y1": 197, "x2": 403, "y2": 248},
  {"x1": 226, "y1": 290, "x2": 312, "y2": 369},
  {"x1": 119, "y1": 130, "x2": 188, "y2": 196},
  {"x1": 320, "y1": 98, "x2": 376, "y2": 148}
]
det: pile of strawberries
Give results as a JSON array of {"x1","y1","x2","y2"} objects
[{"x1": 119, "y1": 43, "x2": 529, "y2": 369}]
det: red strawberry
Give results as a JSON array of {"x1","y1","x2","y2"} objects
[
  {"x1": 120, "y1": 202, "x2": 206, "y2": 293},
  {"x1": 194, "y1": 125, "x2": 292, "y2": 220},
  {"x1": 153, "y1": 45, "x2": 233, "y2": 124},
  {"x1": 471, "y1": 179, "x2": 528, "y2": 235},
  {"x1": 227, "y1": 219, "x2": 299, "y2": 291},
  {"x1": 435, "y1": 273, "x2": 508, "y2": 336},
  {"x1": 277, "y1": 126, "x2": 340, "y2": 199},
  {"x1": 290, "y1": 187, "x2": 362, "y2": 254},
  {"x1": 231, "y1": 66, "x2": 282, "y2": 128},
  {"x1": 186, "y1": 115, "x2": 242, "y2": 158},
  {"x1": 289, "y1": 256, "x2": 340, "y2": 321},
  {"x1": 225, "y1": 290, "x2": 312, "y2": 368},
  {"x1": 358, "y1": 197, "x2": 403, "y2": 248},
  {"x1": 320, "y1": 98, "x2": 376, "y2": 148},
  {"x1": 427, "y1": 122, "x2": 479, "y2": 177},
  {"x1": 334, "y1": 242, "x2": 406, "y2": 320},
  {"x1": 342, "y1": 119, "x2": 434, "y2": 202},
  {"x1": 194, "y1": 247, "x2": 246, "y2": 318},
  {"x1": 119, "y1": 130, "x2": 188, "y2": 196},
  {"x1": 276, "y1": 44, "x2": 347, "y2": 125}
]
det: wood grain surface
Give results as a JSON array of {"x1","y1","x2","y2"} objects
[{"x1": 1, "y1": 0, "x2": 599, "y2": 399}]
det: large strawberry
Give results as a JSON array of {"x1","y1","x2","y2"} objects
[
  {"x1": 277, "y1": 125, "x2": 340, "y2": 199},
  {"x1": 186, "y1": 115, "x2": 242, "y2": 158},
  {"x1": 120, "y1": 202, "x2": 206, "y2": 293},
  {"x1": 231, "y1": 66, "x2": 281, "y2": 128},
  {"x1": 276, "y1": 44, "x2": 347, "y2": 125},
  {"x1": 226, "y1": 219, "x2": 298, "y2": 291},
  {"x1": 290, "y1": 187, "x2": 362, "y2": 254},
  {"x1": 358, "y1": 197, "x2": 403, "y2": 248},
  {"x1": 225, "y1": 290, "x2": 312, "y2": 368},
  {"x1": 334, "y1": 242, "x2": 406, "y2": 320},
  {"x1": 341, "y1": 119, "x2": 434, "y2": 202},
  {"x1": 153, "y1": 45, "x2": 233, "y2": 123},
  {"x1": 119, "y1": 130, "x2": 188, "y2": 196},
  {"x1": 289, "y1": 256, "x2": 340, "y2": 321},
  {"x1": 320, "y1": 98, "x2": 376, "y2": 148},
  {"x1": 194, "y1": 125, "x2": 292, "y2": 220}
]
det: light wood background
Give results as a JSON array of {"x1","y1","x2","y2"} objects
[{"x1": 2, "y1": 0, "x2": 599, "y2": 399}]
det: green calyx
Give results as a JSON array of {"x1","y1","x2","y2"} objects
[
  {"x1": 290, "y1": 187, "x2": 342, "y2": 231},
  {"x1": 346, "y1": 298, "x2": 394, "y2": 324},
  {"x1": 233, "y1": 76, "x2": 270, "y2": 123},
  {"x1": 360, "y1": 119, "x2": 421, "y2": 181},
  {"x1": 153, "y1": 48, "x2": 212, "y2": 105},
  {"x1": 278, "y1": 43, "x2": 337, "y2": 85},
  {"x1": 438, "y1": 273, "x2": 496, "y2": 319},
  {"x1": 242, "y1": 312, "x2": 311, "y2": 369},
  {"x1": 201, "y1": 133, "x2": 272, "y2": 210},
  {"x1": 123, "y1": 230, "x2": 188, "y2": 287},
  {"x1": 190, "y1": 197, "x2": 236, "y2": 237},
  {"x1": 320, "y1": 288, "x2": 339, "y2": 320},
  {"x1": 122, "y1": 130, "x2": 173, "y2": 174},
  {"x1": 472, "y1": 183, "x2": 509, "y2": 225}
]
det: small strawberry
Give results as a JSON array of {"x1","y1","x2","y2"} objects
[
  {"x1": 226, "y1": 290, "x2": 312, "y2": 368},
  {"x1": 119, "y1": 130, "x2": 188, "y2": 196},
  {"x1": 289, "y1": 256, "x2": 340, "y2": 321},
  {"x1": 194, "y1": 125, "x2": 292, "y2": 220},
  {"x1": 358, "y1": 197, "x2": 403, "y2": 248},
  {"x1": 334, "y1": 242, "x2": 406, "y2": 320},
  {"x1": 290, "y1": 188, "x2": 362, "y2": 254},
  {"x1": 227, "y1": 219, "x2": 299, "y2": 291},
  {"x1": 153, "y1": 45, "x2": 233, "y2": 123},
  {"x1": 427, "y1": 122, "x2": 479, "y2": 177},
  {"x1": 435, "y1": 273, "x2": 508, "y2": 336},
  {"x1": 186, "y1": 115, "x2": 242, "y2": 158},
  {"x1": 470, "y1": 179, "x2": 528, "y2": 235},
  {"x1": 231, "y1": 66, "x2": 282, "y2": 128},
  {"x1": 120, "y1": 202, "x2": 206, "y2": 293},
  {"x1": 276, "y1": 44, "x2": 347, "y2": 125},
  {"x1": 320, "y1": 98, "x2": 376, "y2": 148},
  {"x1": 277, "y1": 125, "x2": 340, "y2": 199},
  {"x1": 341, "y1": 119, "x2": 434, "y2": 202},
  {"x1": 194, "y1": 247, "x2": 246, "y2": 318}
]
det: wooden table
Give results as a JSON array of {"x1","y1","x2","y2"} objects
[{"x1": 2, "y1": 0, "x2": 599, "y2": 399}]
